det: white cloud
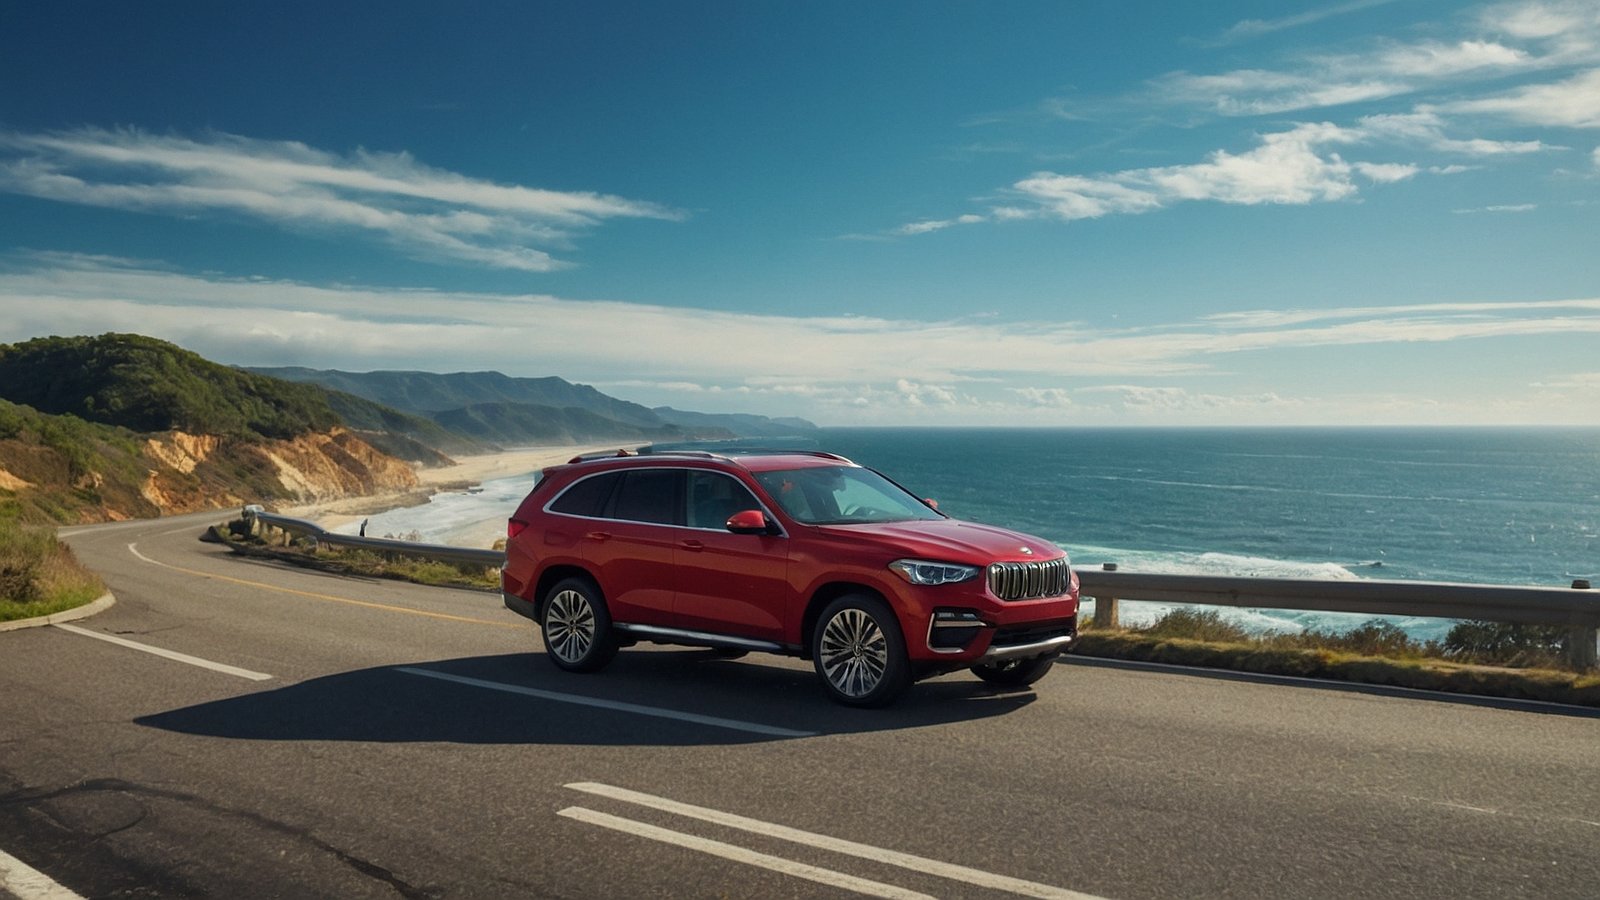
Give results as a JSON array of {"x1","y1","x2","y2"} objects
[
  {"x1": 1012, "y1": 387, "x2": 1075, "y2": 408},
  {"x1": 1529, "y1": 371, "x2": 1600, "y2": 389},
  {"x1": 1217, "y1": 0, "x2": 1402, "y2": 43},
  {"x1": 1452, "y1": 202, "x2": 1538, "y2": 212},
  {"x1": 1078, "y1": 385, "x2": 1303, "y2": 415},
  {"x1": 3, "y1": 255, "x2": 1598, "y2": 425},
  {"x1": 0, "y1": 128, "x2": 681, "y2": 271},
  {"x1": 893, "y1": 214, "x2": 986, "y2": 235},
  {"x1": 1358, "y1": 110, "x2": 1551, "y2": 154},
  {"x1": 1004, "y1": 123, "x2": 1370, "y2": 222},
  {"x1": 1445, "y1": 68, "x2": 1600, "y2": 127}
]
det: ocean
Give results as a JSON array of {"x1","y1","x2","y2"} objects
[{"x1": 338, "y1": 427, "x2": 1600, "y2": 641}]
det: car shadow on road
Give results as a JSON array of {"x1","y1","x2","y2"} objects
[{"x1": 136, "y1": 650, "x2": 1042, "y2": 746}]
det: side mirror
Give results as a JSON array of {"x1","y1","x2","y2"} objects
[
  {"x1": 726, "y1": 509, "x2": 776, "y2": 535},
  {"x1": 923, "y1": 498, "x2": 939, "y2": 510}
]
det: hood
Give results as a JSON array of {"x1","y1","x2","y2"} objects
[{"x1": 818, "y1": 518, "x2": 1063, "y2": 565}]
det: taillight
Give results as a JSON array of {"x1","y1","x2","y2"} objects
[{"x1": 507, "y1": 518, "x2": 529, "y2": 539}]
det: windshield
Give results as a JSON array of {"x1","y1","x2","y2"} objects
[{"x1": 752, "y1": 465, "x2": 943, "y2": 525}]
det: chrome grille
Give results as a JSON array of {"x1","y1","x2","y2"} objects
[{"x1": 987, "y1": 558, "x2": 1072, "y2": 601}]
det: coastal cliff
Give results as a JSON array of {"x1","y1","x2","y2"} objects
[
  {"x1": 137, "y1": 427, "x2": 419, "y2": 516},
  {"x1": 1, "y1": 416, "x2": 419, "y2": 523},
  {"x1": 0, "y1": 334, "x2": 427, "y2": 524}
]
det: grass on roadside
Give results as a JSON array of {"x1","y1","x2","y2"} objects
[
  {"x1": 0, "y1": 516, "x2": 105, "y2": 621},
  {"x1": 211, "y1": 518, "x2": 499, "y2": 592},
  {"x1": 1078, "y1": 609, "x2": 1600, "y2": 707}
]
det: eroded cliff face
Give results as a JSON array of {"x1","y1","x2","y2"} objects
[
  {"x1": 131, "y1": 428, "x2": 417, "y2": 518},
  {"x1": 3, "y1": 425, "x2": 423, "y2": 524},
  {"x1": 144, "y1": 432, "x2": 221, "y2": 474},
  {"x1": 259, "y1": 429, "x2": 419, "y2": 502}
]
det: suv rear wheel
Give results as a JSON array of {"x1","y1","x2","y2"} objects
[
  {"x1": 541, "y1": 577, "x2": 618, "y2": 672},
  {"x1": 812, "y1": 595, "x2": 910, "y2": 707}
]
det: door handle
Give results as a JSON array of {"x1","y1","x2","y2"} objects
[
  {"x1": 679, "y1": 539, "x2": 705, "y2": 552},
  {"x1": 585, "y1": 531, "x2": 611, "y2": 543}
]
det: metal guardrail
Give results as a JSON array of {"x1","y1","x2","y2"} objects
[
  {"x1": 242, "y1": 508, "x2": 504, "y2": 568},
  {"x1": 237, "y1": 506, "x2": 1598, "y2": 670},
  {"x1": 1078, "y1": 568, "x2": 1600, "y2": 669}
]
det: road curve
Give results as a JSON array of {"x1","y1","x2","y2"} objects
[{"x1": 0, "y1": 511, "x2": 1596, "y2": 899}]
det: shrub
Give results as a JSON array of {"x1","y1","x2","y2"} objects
[
  {"x1": 1139, "y1": 608, "x2": 1251, "y2": 643},
  {"x1": 1443, "y1": 620, "x2": 1567, "y2": 669},
  {"x1": 0, "y1": 517, "x2": 104, "y2": 619}
]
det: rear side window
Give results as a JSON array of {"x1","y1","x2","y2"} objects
[
  {"x1": 549, "y1": 472, "x2": 621, "y2": 517},
  {"x1": 610, "y1": 469, "x2": 684, "y2": 525}
]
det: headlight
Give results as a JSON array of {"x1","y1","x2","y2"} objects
[{"x1": 888, "y1": 559, "x2": 979, "y2": 586}]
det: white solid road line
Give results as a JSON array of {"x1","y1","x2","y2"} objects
[
  {"x1": 566, "y1": 782, "x2": 1104, "y2": 900},
  {"x1": 53, "y1": 624, "x2": 272, "y2": 682},
  {"x1": 0, "y1": 846, "x2": 84, "y2": 900},
  {"x1": 395, "y1": 668, "x2": 817, "y2": 738},
  {"x1": 558, "y1": 807, "x2": 934, "y2": 900}
]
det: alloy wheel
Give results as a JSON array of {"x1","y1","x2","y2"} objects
[
  {"x1": 546, "y1": 589, "x2": 596, "y2": 663},
  {"x1": 818, "y1": 607, "x2": 889, "y2": 698}
]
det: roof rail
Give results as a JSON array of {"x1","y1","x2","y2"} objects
[
  {"x1": 567, "y1": 449, "x2": 634, "y2": 464},
  {"x1": 638, "y1": 438, "x2": 820, "y2": 455}
]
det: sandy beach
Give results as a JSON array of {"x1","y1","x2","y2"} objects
[{"x1": 281, "y1": 443, "x2": 621, "y2": 532}]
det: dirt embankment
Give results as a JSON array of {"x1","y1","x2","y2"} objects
[{"x1": 3, "y1": 428, "x2": 420, "y2": 524}]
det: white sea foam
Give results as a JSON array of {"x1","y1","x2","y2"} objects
[
  {"x1": 331, "y1": 470, "x2": 538, "y2": 548},
  {"x1": 1064, "y1": 544, "x2": 1459, "y2": 641}
]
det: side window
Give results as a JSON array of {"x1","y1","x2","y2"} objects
[
  {"x1": 686, "y1": 471, "x2": 762, "y2": 530},
  {"x1": 609, "y1": 469, "x2": 684, "y2": 526},
  {"x1": 549, "y1": 472, "x2": 621, "y2": 517}
]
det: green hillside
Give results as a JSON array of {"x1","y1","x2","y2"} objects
[
  {"x1": 0, "y1": 335, "x2": 430, "y2": 526},
  {"x1": 0, "y1": 334, "x2": 340, "y2": 439},
  {"x1": 429, "y1": 402, "x2": 703, "y2": 446},
  {"x1": 322, "y1": 390, "x2": 484, "y2": 459},
  {"x1": 253, "y1": 366, "x2": 665, "y2": 426},
  {"x1": 0, "y1": 399, "x2": 156, "y2": 523},
  {"x1": 250, "y1": 365, "x2": 818, "y2": 443}
]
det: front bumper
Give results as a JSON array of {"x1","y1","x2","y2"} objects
[{"x1": 978, "y1": 630, "x2": 1076, "y2": 663}]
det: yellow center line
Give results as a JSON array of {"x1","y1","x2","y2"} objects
[{"x1": 127, "y1": 542, "x2": 522, "y2": 630}]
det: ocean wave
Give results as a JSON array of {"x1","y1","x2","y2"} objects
[{"x1": 1062, "y1": 544, "x2": 1362, "y2": 582}]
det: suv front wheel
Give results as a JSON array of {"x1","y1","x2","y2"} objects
[
  {"x1": 541, "y1": 577, "x2": 618, "y2": 672},
  {"x1": 812, "y1": 595, "x2": 911, "y2": 707}
]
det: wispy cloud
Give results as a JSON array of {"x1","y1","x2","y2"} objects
[
  {"x1": 1214, "y1": 0, "x2": 1403, "y2": 44},
  {"x1": 1443, "y1": 67, "x2": 1600, "y2": 127},
  {"x1": 893, "y1": 2, "x2": 1594, "y2": 236},
  {"x1": 0, "y1": 128, "x2": 682, "y2": 271},
  {"x1": 1166, "y1": 1, "x2": 1600, "y2": 118},
  {"x1": 3, "y1": 253, "x2": 1597, "y2": 394},
  {"x1": 996, "y1": 122, "x2": 1410, "y2": 223},
  {"x1": 1453, "y1": 202, "x2": 1538, "y2": 212}
]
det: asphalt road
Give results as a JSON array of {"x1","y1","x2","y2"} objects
[{"x1": 1, "y1": 511, "x2": 1597, "y2": 899}]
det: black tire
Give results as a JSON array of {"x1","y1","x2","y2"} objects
[
  {"x1": 540, "y1": 577, "x2": 618, "y2": 672},
  {"x1": 970, "y1": 653, "x2": 1057, "y2": 688},
  {"x1": 811, "y1": 594, "x2": 911, "y2": 707}
]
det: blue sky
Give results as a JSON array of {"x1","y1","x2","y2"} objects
[{"x1": 1, "y1": 0, "x2": 1596, "y2": 426}]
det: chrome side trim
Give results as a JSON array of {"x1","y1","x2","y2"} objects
[
  {"x1": 978, "y1": 634, "x2": 1075, "y2": 664},
  {"x1": 612, "y1": 623, "x2": 786, "y2": 653}
]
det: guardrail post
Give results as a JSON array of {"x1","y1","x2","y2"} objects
[
  {"x1": 1088, "y1": 563, "x2": 1119, "y2": 629},
  {"x1": 1093, "y1": 596, "x2": 1119, "y2": 630},
  {"x1": 1566, "y1": 626, "x2": 1598, "y2": 671}
]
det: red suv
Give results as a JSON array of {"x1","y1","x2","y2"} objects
[{"x1": 501, "y1": 447, "x2": 1079, "y2": 706}]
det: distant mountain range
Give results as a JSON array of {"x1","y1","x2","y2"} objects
[
  {"x1": 0, "y1": 333, "x2": 818, "y2": 525},
  {"x1": 248, "y1": 366, "x2": 819, "y2": 447}
]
